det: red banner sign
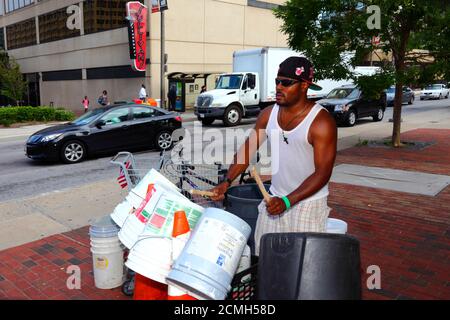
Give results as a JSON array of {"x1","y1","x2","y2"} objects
[
  {"x1": 151, "y1": 0, "x2": 160, "y2": 13},
  {"x1": 126, "y1": 1, "x2": 148, "y2": 72}
]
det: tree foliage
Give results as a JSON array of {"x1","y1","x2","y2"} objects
[
  {"x1": 274, "y1": 0, "x2": 450, "y2": 146},
  {"x1": 0, "y1": 50, "x2": 27, "y2": 106}
]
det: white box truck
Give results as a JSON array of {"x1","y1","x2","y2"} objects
[{"x1": 194, "y1": 47, "x2": 301, "y2": 126}]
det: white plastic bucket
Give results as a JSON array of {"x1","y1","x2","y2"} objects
[
  {"x1": 110, "y1": 198, "x2": 138, "y2": 228},
  {"x1": 125, "y1": 237, "x2": 172, "y2": 284},
  {"x1": 90, "y1": 237, "x2": 125, "y2": 289},
  {"x1": 167, "y1": 207, "x2": 251, "y2": 300},
  {"x1": 326, "y1": 218, "x2": 348, "y2": 234},
  {"x1": 89, "y1": 216, "x2": 125, "y2": 289},
  {"x1": 118, "y1": 214, "x2": 148, "y2": 249}
]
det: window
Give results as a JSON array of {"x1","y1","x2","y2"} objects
[
  {"x1": 84, "y1": 0, "x2": 134, "y2": 35},
  {"x1": 101, "y1": 108, "x2": 130, "y2": 125},
  {"x1": 216, "y1": 75, "x2": 243, "y2": 90},
  {"x1": 39, "y1": 6, "x2": 80, "y2": 44},
  {"x1": 6, "y1": 18, "x2": 37, "y2": 49},
  {"x1": 42, "y1": 69, "x2": 82, "y2": 81},
  {"x1": 4, "y1": 0, "x2": 34, "y2": 13},
  {"x1": 132, "y1": 106, "x2": 158, "y2": 120},
  {"x1": 86, "y1": 65, "x2": 146, "y2": 79}
]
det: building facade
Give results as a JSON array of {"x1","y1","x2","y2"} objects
[{"x1": 0, "y1": 0, "x2": 288, "y2": 111}]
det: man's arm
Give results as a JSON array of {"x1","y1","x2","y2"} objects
[
  {"x1": 266, "y1": 110, "x2": 337, "y2": 215},
  {"x1": 209, "y1": 106, "x2": 273, "y2": 201}
]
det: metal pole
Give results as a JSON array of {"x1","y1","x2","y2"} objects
[{"x1": 160, "y1": 10, "x2": 166, "y2": 109}]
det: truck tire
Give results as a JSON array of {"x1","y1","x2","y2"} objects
[{"x1": 223, "y1": 104, "x2": 242, "y2": 127}]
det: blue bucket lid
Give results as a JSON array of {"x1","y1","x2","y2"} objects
[{"x1": 89, "y1": 215, "x2": 121, "y2": 238}]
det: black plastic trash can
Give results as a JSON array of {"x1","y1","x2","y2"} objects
[
  {"x1": 257, "y1": 232, "x2": 361, "y2": 300},
  {"x1": 226, "y1": 184, "x2": 270, "y2": 255}
]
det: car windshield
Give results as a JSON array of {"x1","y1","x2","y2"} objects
[
  {"x1": 326, "y1": 88, "x2": 360, "y2": 99},
  {"x1": 215, "y1": 75, "x2": 243, "y2": 90},
  {"x1": 425, "y1": 84, "x2": 442, "y2": 90},
  {"x1": 70, "y1": 108, "x2": 106, "y2": 125}
]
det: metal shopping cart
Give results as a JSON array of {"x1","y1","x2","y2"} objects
[{"x1": 111, "y1": 142, "x2": 228, "y2": 202}]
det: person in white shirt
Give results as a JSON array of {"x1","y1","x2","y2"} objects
[
  {"x1": 209, "y1": 57, "x2": 337, "y2": 255},
  {"x1": 139, "y1": 84, "x2": 147, "y2": 102}
]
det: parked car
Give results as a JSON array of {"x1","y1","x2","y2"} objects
[
  {"x1": 317, "y1": 84, "x2": 385, "y2": 127},
  {"x1": 25, "y1": 103, "x2": 182, "y2": 164},
  {"x1": 420, "y1": 84, "x2": 450, "y2": 100},
  {"x1": 385, "y1": 86, "x2": 415, "y2": 107}
]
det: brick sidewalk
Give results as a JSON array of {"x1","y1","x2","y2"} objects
[
  {"x1": 0, "y1": 128, "x2": 448, "y2": 300},
  {"x1": 330, "y1": 129, "x2": 450, "y2": 300}
]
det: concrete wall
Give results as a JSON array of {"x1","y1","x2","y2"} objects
[
  {"x1": 1, "y1": 0, "x2": 288, "y2": 111},
  {"x1": 40, "y1": 78, "x2": 144, "y2": 112}
]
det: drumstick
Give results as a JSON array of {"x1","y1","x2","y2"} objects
[
  {"x1": 189, "y1": 189, "x2": 217, "y2": 197},
  {"x1": 251, "y1": 166, "x2": 272, "y2": 203}
]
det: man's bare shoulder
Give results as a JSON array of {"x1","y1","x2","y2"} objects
[{"x1": 310, "y1": 108, "x2": 337, "y2": 139}]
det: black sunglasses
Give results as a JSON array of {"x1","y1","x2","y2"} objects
[{"x1": 275, "y1": 78, "x2": 300, "y2": 87}]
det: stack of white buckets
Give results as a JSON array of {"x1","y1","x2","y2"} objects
[{"x1": 89, "y1": 215, "x2": 126, "y2": 289}]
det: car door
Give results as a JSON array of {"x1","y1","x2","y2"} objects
[
  {"x1": 129, "y1": 106, "x2": 161, "y2": 147},
  {"x1": 355, "y1": 89, "x2": 375, "y2": 117},
  {"x1": 87, "y1": 107, "x2": 133, "y2": 152},
  {"x1": 240, "y1": 73, "x2": 260, "y2": 115}
]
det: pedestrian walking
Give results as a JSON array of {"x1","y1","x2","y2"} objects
[
  {"x1": 98, "y1": 90, "x2": 109, "y2": 106},
  {"x1": 82, "y1": 96, "x2": 89, "y2": 113},
  {"x1": 139, "y1": 84, "x2": 148, "y2": 102},
  {"x1": 168, "y1": 84, "x2": 177, "y2": 111},
  {"x1": 209, "y1": 57, "x2": 337, "y2": 255}
]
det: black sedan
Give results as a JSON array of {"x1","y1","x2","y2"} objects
[
  {"x1": 317, "y1": 85, "x2": 385, "y2": 127},
  {"x1": 26, "y1": 103, "x2": 183, "y2": 164}
]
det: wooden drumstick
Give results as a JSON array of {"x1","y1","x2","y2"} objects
[
  {"x1": 251, "y1": 166, "x2": 272, "y2": 203},
  {"x1": 189, "y1": 189, "x2": 217, "y2": 197}
]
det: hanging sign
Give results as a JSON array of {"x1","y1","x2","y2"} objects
[{"x1": 126, "y1": 1, "x2": 148, "y2": 72}]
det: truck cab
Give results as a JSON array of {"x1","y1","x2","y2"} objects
[{"x1": 194, "y1": 72, "x2": 260, "y2": 126}]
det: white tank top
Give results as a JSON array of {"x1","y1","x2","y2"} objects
[{"x1": 265, "y1": 103, "x2": 329, "y2": 202}]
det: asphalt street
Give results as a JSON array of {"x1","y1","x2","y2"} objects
[{"x1": 0, "y1": 98, "x2": 448, "y2": 202}]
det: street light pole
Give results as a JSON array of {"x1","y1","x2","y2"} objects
[{"x1": 160, "y1": 10, "x2": 166, "y2": 109}]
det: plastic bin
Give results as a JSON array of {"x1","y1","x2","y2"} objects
[
  {"x1": 226, "y1": 184, "x2": 270, "y2": 255},
  {"x1": 257, "y1": 232, "x2": 361, "y2": 300}
]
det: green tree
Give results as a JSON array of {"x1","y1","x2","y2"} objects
[
  {"x1": 0, "y1": 50, "x2": 27, "y2": 106},
  {"x1": 274, "y1": 0, "x2": 450, "y2": 147}
]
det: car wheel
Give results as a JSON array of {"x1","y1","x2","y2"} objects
[
  {"x1": 200, "y1": 118, "x2": 215, "y2": 126},
  {"x1": 372, "y1": 108, "x2": 384, "y2": 122},
  {"x1": 346, "y1": 110, "x2": 357, "y2": 127},
  {"x1": 155, "y1": 131, "x2": 173, "y2": 151},
  {"x1": 408, "y1": 96, "x2": 414, "y2": 105},
  {"x1": 420, "y1": 97, "x2": 424, "y2": 101},
  {"x1": 446, "y1": 93, "x2": 449, "y2": 99},
  {"x1": 223, "y1": 104, "x2": 242, "y2": 127},
  {"x1": 60, "y1": 140, "x2": 86, "y2": 164}
]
